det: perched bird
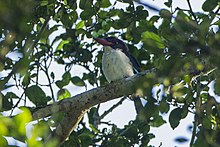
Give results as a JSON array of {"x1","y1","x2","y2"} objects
[{"x1": 95, "y1": 37, "x2": 143, "y2": 114}]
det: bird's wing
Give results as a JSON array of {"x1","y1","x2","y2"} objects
[{"x1": 129, "y1": 54, "x2": 141, "y2": 73}]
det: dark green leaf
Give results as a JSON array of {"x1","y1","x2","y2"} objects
[
  {"x1": 25, "y1": 85, "x2": 50, "y2": 106},
  {"x1": 181, "y1": 105, "x2": 188, "y2": 119},
  {"x1": 70, "y1": 11, "x2": 78, "y2": 23},
  {"x1": 202, "y1": 115, "x2": 212, "y2": 129},
  {"x1": 80, "y1": 49, "x2": 93, "y2": 62},
  {"x1": 214, "y1": 78, "x2": 220, "y2": 95},
  {"x1": 135, "y1": 6, "x2": 148, "y2": 19},
  {"x1": 80, "y1": 10, "x2": 95, "y2": 20},
  {"x1": 22, "y1": 73, "x2": 30, "y2": 86},
  {"x1": 120, "y1": 126, "x2": 138, "y2": 138},
  {"x1": 50, "y1": 72, "x2": 55, "y2": 79},
  {"x1": 100, "y1": 0, "x2": 111, "y2": 8},
  {"x1": 2, "y1": 94, "x2": 13, "y2": 111},
  {"x1": 62, "y1": 72, "x2": 71, "y2": 85},
  {"x1": 159, "y1": 9, "x2": 172, "y2": 19},
  {"x1": 159, "y1": 99, "x2": 170, "y2": 113},
  {"x1": 164, "y1": 0, "x2": 172, "y2": 7},
  {"x1": 79, "y1": 0, "x2": 92, "y2": 10},
  {"x1": 169, "y1": 108, "x2": 182, "y2": 129},
  {"x1": 87, "y1": 107, "x2": 97, "y2": 124},
  {"x1": 150, "y1": 115, "x2": 166, "y2": 127},
  {"x1": 55, "y1": 80, "x2": 65, "y2": 89},
  {"x1": 202, "y1": 0, "x2": 218, "y2": 11},
  {"x1": 71, "y1": 76, "x2": 85, "y2": 86},
  {"x1": 5, "y1": 92, "x2": 18, "y2": 99}
]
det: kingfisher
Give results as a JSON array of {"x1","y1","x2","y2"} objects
[{"x1": 95, "y1": 37, "x2": 143, "y2": 114}]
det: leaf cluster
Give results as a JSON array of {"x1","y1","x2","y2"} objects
[{"x1": 1, "y1": 0, "x2": 220, "y2": 146}]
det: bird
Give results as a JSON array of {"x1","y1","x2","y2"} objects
[{"x1": 94, "y1": 36, "x2": 143, "y2": 114}]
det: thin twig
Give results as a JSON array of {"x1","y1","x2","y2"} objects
[
  {"x1": 190, "y1": 116, "x2": 197, "y2": 146},
  {"x1": 99, "y1": 96, "x2": 127, "y2": 120},
  {"x1": 186, "y1": 0, "x2": 198, "y2": 24},
  {"x1": 43, "y1": 59, "x2": 55, "y2": 101}
]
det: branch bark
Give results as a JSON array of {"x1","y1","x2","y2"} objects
[{"x1": 32, "y1": 69, "x2": 155, "y2": 146}]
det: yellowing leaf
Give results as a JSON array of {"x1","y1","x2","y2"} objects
[{"x1": 14, "y1": 108, "x2": 32, "y2": 136}]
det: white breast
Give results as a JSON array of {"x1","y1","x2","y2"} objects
[{"x1": 102, "y1": 46, "x2": 134, "y2": 83}]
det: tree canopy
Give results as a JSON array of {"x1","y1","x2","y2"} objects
[{"x1": 0, "y1": 0, "x2": 220, "y2": 146}]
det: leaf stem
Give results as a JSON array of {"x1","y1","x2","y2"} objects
[{"x1": 186, "y1": 0, "x2": 198, "y2": 24}]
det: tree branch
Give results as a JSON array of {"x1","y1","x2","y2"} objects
[
  {"x1": 33, "y1": 69, "x2": 154, "y2": 120},
  {"x1": 190, "y1": 76, "x2": 201, "y2": 146},
  {"x1": 32, "y1": 69, "x2": 155, "y2": 146}
]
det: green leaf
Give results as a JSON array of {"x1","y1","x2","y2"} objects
[
  {"x1": 135, "y1": 6, "x2": 148, "y2": 19},
  {"x1": 150, "y1": 115, "x2": 166, "y2": 127},
  {"x1": 40, "y1": 0, "x2": 48, "y2": 6},
  {"x1": 120, "y1": 126, "x2": 138, "y2": 138},
  {"x1": 57, "y1": 89, "x2": 71, "y2": 100},
  {"x1": 202, "y1": 115, "x2": 212, "y2": 129},
  {"x1": 79, "y1": 0, "x2": 92, "y2": 9},
  {"x1": 159, "y1": 9, "x2": 172, "y2": 19},
  {"x1": 159, "y1": 99, "x2": 170, "y2": 113},
  {"x1": 70, "y1": 11, "x2": 78, "y2": 23},
  {"x1": 55, "y1": 80, "x2": 65, "y2": 89},
  {"x1": 100, "y1": 0, "x2": 111, "y2": 8},
  {"x1": 80, "y1": 49, "x2": 93, "y2": 62},
  {"x1": 169, "y1": 108, "x2": 182, "y2": 129},
  {"x1": 142, "y1": 31, "x2": 165, "y2": 49},
  {"x1": 164, "y1": 0, "x2": 172, "y2": 8},
  {"x1": 5, "y1": 92, "x2": 18, "y2": 99},
  {"x1": 25, "y1": 85, "x2": 50, "y2": 106},
  {"x1": 87, "y1": 107, "x2": 97, "y2": 124},
  {"x1": 76, "y1": 21, "x2": 85, "y2": 29},
  {"x1": 71, "y1": 76, "x2": 85, "y2": 86},
  {"x1": 2, "y1": 94, "x2": 13, "y2": 111},
  {"x1": 56, "y1": 40, "x2": 69, "y2": 50},
  {"x1": 14, "y1": 108, "x2": 32, "y2": 136},
  {"x1": 80, "y1": 10, "x2": 92, "y2": 20},
  {"x1": 214, "y1": 78, "x2": 220, "y2": 95},
  {"x1": 62, "y1": 72, "x2": 71, "y2": 85},
  {"x1": 50, "y1": 72, "x2": 55, "y2": 79},
  {"x1": 0, "y1": 136, "x2": 7, "y2": 146},
  {"x1": 202, "y1": 0, "x2": 218, "y2": 12}
]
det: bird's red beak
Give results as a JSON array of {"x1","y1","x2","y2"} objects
[{"x1": 94, "y1": 38, "x2": 113, "y2": 46}]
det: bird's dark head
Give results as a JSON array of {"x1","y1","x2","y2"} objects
[{"x1": 95, "y1": 37, "x2": 128, "y2": 51}]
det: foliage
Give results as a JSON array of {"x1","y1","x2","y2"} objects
[{"x1": 0, "y1": 0, "x2": 220, "y2": 146}]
